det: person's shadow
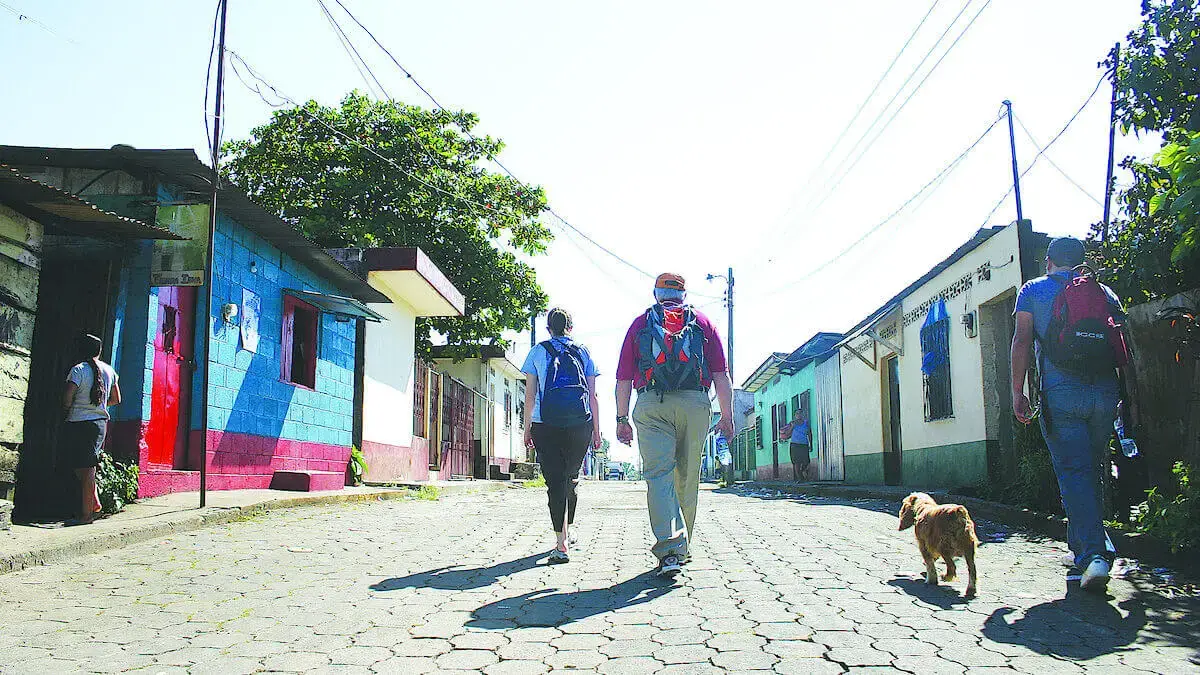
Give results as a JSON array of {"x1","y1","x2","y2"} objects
[
  {"x1": 467, "y1": 571, "x2": 676, "y2": 629},
  {"x1": 981, "y1": 589, "x2": 1149, "y2": 660},
  {"x1": 370, "y1": 553, "x2": 546, "y2": 592}
]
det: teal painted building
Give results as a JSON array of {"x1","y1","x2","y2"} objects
[{"x1": 740, "y1": 333, "x2": 841, "y2": 481}]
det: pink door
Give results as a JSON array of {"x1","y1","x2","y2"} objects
[{"x1": 146, "y1": 287, "x2": 196, "y2": 468}]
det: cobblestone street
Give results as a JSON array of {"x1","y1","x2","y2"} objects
[{"x1": 0, "y1": 482, "x2": 1197, "y2": 674}]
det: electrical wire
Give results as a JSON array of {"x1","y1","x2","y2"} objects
[
  {"x1": 0, "y1": 0, "x2": 77, "y2": 44},
  {"x1": 316, "y1": 0, "x2": 390, "y2": 101},
  {"x1": 807, "y1": 0, "x2": 993, "y2": 216},
  {"x1": 977, "y1": 72, "x2": 1109, "y2": 227},
  {"x1": 757, "y1": 110, "x2": 1006, "y2": 299},
  {"x1": 773, "y1": 0, "x2": 943, "y2": 224},
  {"x1": 326, "y1": 0, "x2": 664, "y2": 284},
  {"x1": 1014, "y1": 113, "x2": 1103, "y2": 206},
  {"x1": 227, "y1": 50, "x2": 500, "y2": 218}
]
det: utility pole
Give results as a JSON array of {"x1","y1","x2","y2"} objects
[
  {"x1": 530, "y1": 305, "x2": 537, "y2": 348},
  {"x1": 199, "y1": 0, "x2": 229, "y2": 508},
  {"x1": 1102, "y1": 42, "x2": 1121, "y2": 246},
  {"x1": 706, "y1": 268, "x2": 735, "y2": 383},
  {"x1": 725, "y1": 266, "x2": 734, "y2": 383},
  {"x1": 1003, "y1": 100, "x2": 1024, "y2": 224}
]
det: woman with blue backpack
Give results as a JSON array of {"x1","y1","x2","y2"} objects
[{"x1": 521, "y1": 307, "x2": 602, "y2": 563}]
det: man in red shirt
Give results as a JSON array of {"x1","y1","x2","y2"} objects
[{"x1": 615, "y1": 273, "x2": 735, "y2": 577}]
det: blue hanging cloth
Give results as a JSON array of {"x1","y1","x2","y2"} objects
[{"x1": 920, "y1": 299, "x2": 950, "y2": 375}]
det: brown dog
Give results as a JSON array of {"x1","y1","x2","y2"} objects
[{"x1": 898, "y1": 492, "x2": 979, "y2": 597}]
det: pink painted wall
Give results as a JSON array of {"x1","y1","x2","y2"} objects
[{"x1": 361, "y1": 437, "x2": 430, "y2": 483}]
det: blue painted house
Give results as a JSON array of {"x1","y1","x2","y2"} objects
[{"x1": 1, "y1": 145, "x2": 386, "y2": 503}]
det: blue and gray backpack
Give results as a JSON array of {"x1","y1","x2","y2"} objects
[{"x1": 539, "y1": 339, "x2": 592, "y2": 427}]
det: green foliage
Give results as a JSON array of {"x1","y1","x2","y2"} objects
[
  {"x1": 348, "y1": 446, "x2": 368, "y2": 486},
  {"x1": 1136, "y1": 461, "x2": 1200, "y2": 553},
  {"x1": 414, "y1": 485, "x2": 440, "y2": 501},
  {"x1": 1098, "y1": 1, "x2": 1200, "y2": 294},
  {"x1": 1113, "y1": 0, "x2": 1200, "y2": 136},
  {"x1": 981, "y1": 423, "x2": 1062, "y2": 515},
  {"x1": 521, "y1": 475, "x2": 547, "y2": 489},
  {"x1": 96, "y1": 451, "x2": 138, "y2": 514},
  {"x1": 222, "y1": 92, "x2": 551, "y2": 357}
]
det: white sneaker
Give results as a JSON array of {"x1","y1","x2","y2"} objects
[
  {"x1": 1081, "y1": 556, "x2": 1111, "y2": 593},
  {"x1": 568, "y1": 528, "x2": 578, "y2": 546}
]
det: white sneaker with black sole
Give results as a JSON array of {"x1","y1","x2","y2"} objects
[
  {"x1": 1081, "y1": 556, "x2": 1111, "y2": 593},
  {"x1": 659, "y1": 553, "x2": 682, "y2": 578}
]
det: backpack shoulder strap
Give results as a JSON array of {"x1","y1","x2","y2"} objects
[{"x1": 540, "y1": 339, "x2": 561, "y2": 357}]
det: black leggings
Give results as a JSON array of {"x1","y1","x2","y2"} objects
[{"x1": 531, "y1": 422, "x2": 592, "y2": 532}]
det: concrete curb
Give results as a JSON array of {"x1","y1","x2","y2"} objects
[
  {"x1": 744, "y1": 481, "x2": 1195, "y2": 576},
  {"x1": 0, "y1": 481, "x2": 507, "y2": 577}
]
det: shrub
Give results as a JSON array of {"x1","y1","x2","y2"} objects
[
  {"x1": 96, "y1": 451, "x2": 139, "y2": 514},
  {"x1": 414, "y1": 485, "x2": 440, "y2": 501},
  {"x1": 1136, "y1": 461, "x2": 1200, "y2": 553},
  {"x1": 521, "y1": 475, "x2": 546, "y2": 489}
]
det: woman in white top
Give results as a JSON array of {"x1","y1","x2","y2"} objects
[{"x1": 62, "y1": 334, "x2": 121, "y2": 524}]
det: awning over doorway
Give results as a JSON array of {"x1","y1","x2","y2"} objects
[
  {"x1": 0, "y1": 164, "x2": 183, "y2": 240},
  {"x1": 284, "y1": 288, "x2": 386, "y2": 322}
]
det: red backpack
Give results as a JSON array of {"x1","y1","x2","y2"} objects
[{"x1": 1044, "y1": 267, "x2": 1132, "y2": 376}]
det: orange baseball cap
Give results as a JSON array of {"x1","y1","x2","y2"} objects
[{"x1": 655, "y1": 273, "x2": 686, "y2": 291}]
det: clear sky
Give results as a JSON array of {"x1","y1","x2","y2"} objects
[{"x1": 1, "y1": 0, "x2": 1160, "y2": 464}]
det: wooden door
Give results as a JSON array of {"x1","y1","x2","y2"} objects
[{"x1": 146, "y1": 287, "x2": 195, "y2": 468}]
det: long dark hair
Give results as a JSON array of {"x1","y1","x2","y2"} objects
[{"x1": 76, "y1": 334, "x2": 104, "y2": 406}]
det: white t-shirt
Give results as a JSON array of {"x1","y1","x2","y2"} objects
[{"x1": 66, "y1": 360, "x2": 118, "y2": 422}]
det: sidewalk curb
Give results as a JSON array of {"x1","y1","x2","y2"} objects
[
  {"x1": 1, "y1": 481, "x2": 506, "y2": 577},
  {"x1": 745, "y1": 481, "x2": 1194, "y2": 576}
]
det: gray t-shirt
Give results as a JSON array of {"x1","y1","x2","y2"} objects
[
  {"x1": 66, "y1": 360, "x2": 118, "y2": 422},
  {"x1": 1014, "y1": 270, "x2": 1123, "y2": 391}
]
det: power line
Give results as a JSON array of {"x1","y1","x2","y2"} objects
[
  {"x1": 0, "y1": 0, "x2": 77, "y2": 44},
  {"x1": 227, "y1": 50, "x2": 501, "y2": 218},
  {"x1": 325, "y1": 0, "x2": 661, "y2": 282},
  {"x1": 1014, "y1": 113, "x2": 1103, "y2": 206},
  {"x1": 977, "y1": 72, "x2": 1109, "y2": 227},
  {"x1": 775, "y1": 0, "x2": 943, "y2": 223},
  {"x1": 758, "y1": 110, "x2": 1006, "y2": 299},
  {"x1": 316, "y1": 0, "x2": 390, "y2": 101},
  {"x1": 807, "y1": 0, "x2": 993, "y2": 216}
]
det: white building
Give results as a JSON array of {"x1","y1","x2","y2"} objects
[
  {"x1": 328, "y1": 247, "x2": 465, "y2": 482},
  {"x1": 836, "y1": 221, "x2": 1049, "y2": 488},
  {"x1": 432, "y1": 345, "x2": 529, "y2": 478}
]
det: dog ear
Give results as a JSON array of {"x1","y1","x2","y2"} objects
[{"x1": 897, "y1": 496, "x2": 914, "y2": 531}]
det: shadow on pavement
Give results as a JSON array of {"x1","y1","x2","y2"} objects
[
  {"x1": 723, "y1": 485, "x2": 1049, "y2": 546},
  {"x1": 370, "y1": 553, "x2": 545, "y2": 592},
  {"x1": 886, "y1": 576, "x2": 974, "y2": 608},
  {"x1": 467, "y1": 571, "x2": 676, "y2": 629},
  {"x1": 981, "y1": 588, "x2": 1149, "y2": 660}
]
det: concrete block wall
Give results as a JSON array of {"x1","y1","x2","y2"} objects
[{"x1": 202, "y1": 212, "x2": 356, "y2": 477}]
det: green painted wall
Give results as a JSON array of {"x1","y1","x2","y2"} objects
[
  {"x1": 844, "y1": 441, "x2": 988, "y2": 487},
  {"x1": 751, "y1": 363, "x2": 816, "y2": 475},
  {"x1": 901, "y1": 441, "x2": 988, "y2": 488},
  {"x1": 845, "y1": 453, "x2": 885, "y2": 484}
]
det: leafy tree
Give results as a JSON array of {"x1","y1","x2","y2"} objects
[
  {"x1": 222, "y1": 92, "x2": 551, "y2": 356},
  {"x1": 1095, "y1": 0, "x2": 1200, "y2": 300}
]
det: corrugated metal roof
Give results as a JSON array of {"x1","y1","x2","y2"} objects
[
  {"x1": 0, "y1": 146, "x2": 385, "y2": 303},
  {"x1": 0, "y1": 164, "x2": 183, "y2": 240},
  {"x1": 741, "y1": 352, "x2": 790, "y2": 392}
]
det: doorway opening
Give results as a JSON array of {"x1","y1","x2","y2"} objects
[{"x1": 881, "y1": 355, "x2": 903, "y2": 486}]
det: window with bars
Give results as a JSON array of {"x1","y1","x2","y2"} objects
[
  {"x1": 755, "y1": 417, "x2": 763, "y2": 448},
  {"x1": 921, "y1": 316, "x2": 953, "y2": 421},
  {"x1": 503, "y1": 388, "x2": 513, "y2": 428}
]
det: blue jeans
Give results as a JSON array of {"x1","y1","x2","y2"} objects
[{"x1": 1039, "y1": 382, "x2": 1119, "y2": 568}]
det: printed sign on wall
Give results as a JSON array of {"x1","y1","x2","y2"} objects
[
  {"x1": 150, "y1": 204, "x2": 210, "y2": 287},
  {"x1": 240, "y1": 288, "x2": 261, "y2": 353}
]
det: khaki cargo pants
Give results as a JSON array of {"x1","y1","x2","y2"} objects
[{"x1": 632, "y1": 389, "x2": 711, "y2": 560}]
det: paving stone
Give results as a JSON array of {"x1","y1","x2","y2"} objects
[
  {"x1": 711, "y1": 649, "x2": 779, "y2": 669},
  {"x1": 546, "y1": 649, "x2": 610, "y2": 669},
  {"x1": 597, "y1": 657, "x2": 663, "y2": 674},
  {"x1": 654, "y1": 644, "x2": 718, "y2": 664},
  {"x1": 0, "y1": 483, "x2": 1195, "y2": 675}
]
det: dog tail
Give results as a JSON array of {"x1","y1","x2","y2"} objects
[{"x1": 949, "y1": 505, "x2": 980, "y2": 546}]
